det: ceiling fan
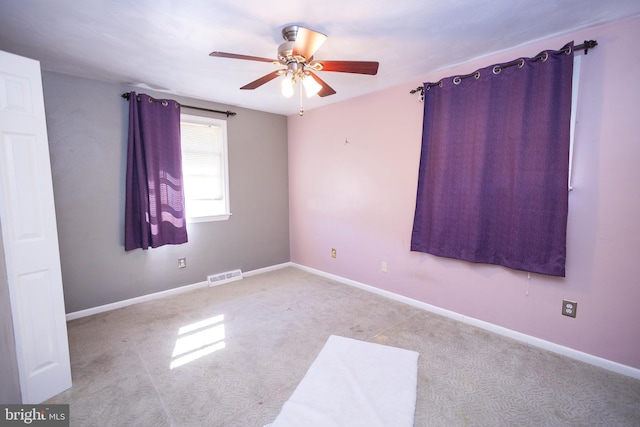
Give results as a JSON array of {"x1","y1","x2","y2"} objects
[{"x1": 209, "y1": 25, "x2": 379, "y2": 100}]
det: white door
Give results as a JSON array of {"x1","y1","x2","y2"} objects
[{"x1": 0, "y1": 50, "x2": 72, "y2": 403}]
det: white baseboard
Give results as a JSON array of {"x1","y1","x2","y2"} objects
[
  {"x1": 65, "y1": 280, "x2": 209, "y2": 321},
  {"x1": 65, "y1": 262, "x2": 294, "y2": 321},
  {"x1": 291, "y1": 263, "x2": 640, "y2": 381},
  {"x1": 243, "y1": 262, "x2": 293, "y2": 277}
]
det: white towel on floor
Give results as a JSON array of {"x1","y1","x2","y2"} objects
[{"x1": 269, "y1": 335, "x2": 419, "y2": 427}]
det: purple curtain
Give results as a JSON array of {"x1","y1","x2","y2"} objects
[
  {"x1": 411, "y1": 43, "x2": 574, "y2": 277},
  {"x1": 125, "y1": 92, "x2": 188, "y2": 250}
]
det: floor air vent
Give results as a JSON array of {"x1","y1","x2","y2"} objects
[{"x1": 207, "y1": 269, "x2": 243, "y2": 286}]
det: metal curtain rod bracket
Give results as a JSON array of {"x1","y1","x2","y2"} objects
[
  {"x1": 410, "y1": 40, "x2": 598, "y2": 97},
  {"x1": 121, "y1": 93, "x2": 237, "y2": 117},
  {"x1": 580, "y1": 39, "x2": 598, "y2": 54}
]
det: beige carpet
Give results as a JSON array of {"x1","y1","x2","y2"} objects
[{"x1": 47, "y1": 267, "x2": 640, "y2": 426}]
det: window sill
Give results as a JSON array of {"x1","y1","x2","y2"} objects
[{"x1": 187, "y1": 213, "x2": 231, "y2": 223}]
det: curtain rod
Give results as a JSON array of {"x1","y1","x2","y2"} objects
[
  {"x1": 121, "y1": 93, "x2": 237, "y2": 117},
  {"x1": 409, "y1": 40, "x2": 598, "y2": 96}
]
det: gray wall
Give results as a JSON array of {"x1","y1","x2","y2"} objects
[
  {"x1": 42, "y1": 71, "x2": 290, "y2": 313},
  {"x1": 0, "y1": 220, "x2": 22, "y2": 403}
]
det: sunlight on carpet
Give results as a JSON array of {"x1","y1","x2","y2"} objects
[{"x1": 170, "y1": 314, "x2": 226, "y2": 369}]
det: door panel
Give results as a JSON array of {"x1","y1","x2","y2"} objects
[{"x1": 0, "y1": 50, "x2": 72, "y2": 404}]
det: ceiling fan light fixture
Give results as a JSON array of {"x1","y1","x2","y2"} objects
[
  {"x1": 281, "y1": 74, "x2": 295, "y2": 98},
  {"x1": 302, "y1": 75, "x2": 322, "y2": 97}
]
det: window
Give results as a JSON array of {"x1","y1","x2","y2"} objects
[
  {"x1": 568, "y1": 54, "x2": 581, "y2": 191},
  {"x1": 180, "y1": 114, "x2": 230, "y2": 222}
]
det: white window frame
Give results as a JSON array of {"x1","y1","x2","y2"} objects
[
  {"x1": 180, "y1": 113, "x2": 230, "y2": 223},
  {"x1": 568, "y1": 54, "x2": 581, "y2": 191}
]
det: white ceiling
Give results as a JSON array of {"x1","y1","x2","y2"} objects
[{"x1": 1, "y1": 0, "x2": 639, "y2": 116}]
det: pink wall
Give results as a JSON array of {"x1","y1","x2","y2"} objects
[{"x1": 288, "y1": 15, "x2": 640, "y2": 370}]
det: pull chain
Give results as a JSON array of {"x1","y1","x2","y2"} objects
[{"x1": 299, "y1": 80, "x2": 304, "y2": 116}]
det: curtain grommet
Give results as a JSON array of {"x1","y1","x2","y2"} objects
[
  {"x1": 541, "y1": 52, "x2": 549, "y2": 62},
  {"x1": 493, "y1": 66, "x2": 501, "y2": 74},
  {"x1": 518, "y1": 59, "x2": 525, "y2": 68},
  {"x1": 161, "y1": 100, "x2": 168, "y2": 107},
  {"x1": 453, "y1": 76, "x2": 462, "y2": 85},
  {"x1": 474, "y1": 71, "x2": 480, "y2": 80}
]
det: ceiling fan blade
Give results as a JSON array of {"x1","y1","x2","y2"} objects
[
  {"x1": 314, "y1": 60, "x2": 379, "y2": 75},
  {"x1": 292, "y1": 27, "x2": 328, "y2": 60},
  {"x1": 308, "y1": 72, "x2": 336, "y2": 97},
  {"x1": 240, "y1": 71, "x2": 282, "y2": 90},
  {"x1": 209, "y1": 51, "x2": 276, "y2": 63}
]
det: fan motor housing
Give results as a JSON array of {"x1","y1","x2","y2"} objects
[
  {"x1": 278, "y1": 41, "x2": 295, "y2": 63},
  {"x1": 282, "y1": 25, "x2": 299, "y2": 42},
  {"x1": 279, "y1": 25, "x2": 310, "y2": 64}
]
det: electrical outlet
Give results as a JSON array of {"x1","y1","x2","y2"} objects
[
  {"x1": 381, "y1": 261, "x2": 388, "y2": 273},
  {"x1": 562, "y1": 300, "x2": 577, "y2": 318},
  {"x1": 331, "y1": 248, "x2": 337, "y2": 259},
  {"x1": 178, "y1": 257, "x2": 187, "y2": 269}
]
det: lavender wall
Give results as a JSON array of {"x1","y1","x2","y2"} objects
[{"x1": 288, "y1": 15, "x2": 640, "y2": 369}]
